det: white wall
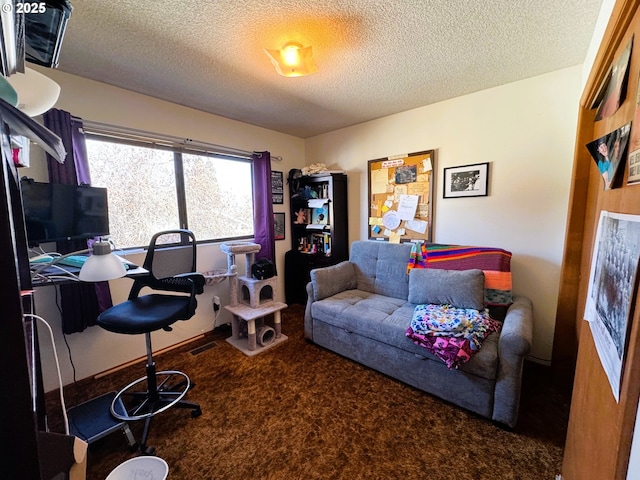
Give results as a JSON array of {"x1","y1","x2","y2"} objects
[
  {"x1": 28, "y1": 68, "x2": 304, "y2": 391},
  {"x1": 305, "y1": 66, "x2": 583, "y2": 363}
]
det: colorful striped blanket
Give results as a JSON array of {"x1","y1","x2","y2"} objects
[{"x1": 407, "y1": 242, "x2": 513, "y2": 307}]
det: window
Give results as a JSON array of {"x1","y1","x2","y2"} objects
[{"x1": 85, "y1": 137, "x2": 254, "y2": 249}]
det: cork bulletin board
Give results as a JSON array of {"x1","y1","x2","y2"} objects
[{"x1": 367, "y1": 150, "x2": 435, "y2": 242}]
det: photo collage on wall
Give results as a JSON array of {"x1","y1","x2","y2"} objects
[
  {"x1": 367, "y1": 151, "x2": 435, "y2": 243},
  {"x1": 584, "y1": 33, "x2": 640, "y2": 403},
  {"x1": 588, "y1": 36, "x2": 636, "y2": 190}
]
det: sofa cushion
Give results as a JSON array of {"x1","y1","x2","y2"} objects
[
  {"x1": 408, "y1": 268, "x2": 485, "y2": 310},
  {"x1": 424, "y1": 244, "x2": 513, "y2": 306},
  {"x1": 311, "y1": 261, "x2": 357, "y2": 300},
  {"x1": 350, "y1": 241, "x2": 413, "y2": 300},
  {"x1": 310, "y1": 290, "x2": 499, "y2": 380}
]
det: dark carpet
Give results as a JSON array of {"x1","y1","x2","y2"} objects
[{"x1": 46, "y1": 304, "x2": 573, "y2": 480}]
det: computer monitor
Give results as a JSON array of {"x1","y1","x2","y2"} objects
[{"x1": 20, "y1": 179, "x2": 110, "y2": 246}]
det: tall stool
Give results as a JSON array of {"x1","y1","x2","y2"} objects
[{"x1": 97, "y1": 230, "x2": 205, "y2": 454}]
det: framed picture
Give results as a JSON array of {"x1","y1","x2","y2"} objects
[
  {"x1": 584, "y1": 211, "x2": 640, "y2": 401},
  {"x1": 443, "y1": 162, "x2": 489, "y2": 198},
  {"x1": 273, "y1": 212, "x2": 285, "y2": 240},
  {"x1": 271, "y1": 171, "x2": 284, "y2": 204}
]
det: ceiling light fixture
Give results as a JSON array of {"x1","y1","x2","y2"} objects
[{"x1": 264, "y1": 42, "x2": 318, "y2": 77}]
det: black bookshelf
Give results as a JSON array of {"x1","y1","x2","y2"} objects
[{"x1": 285, "y1": 173, "x2": 348, "y2": 304}]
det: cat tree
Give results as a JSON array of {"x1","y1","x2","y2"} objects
[{"x1": 219, "y1": 241, "x2": 287, "y2": 356}]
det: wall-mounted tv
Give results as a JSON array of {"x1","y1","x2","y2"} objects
[{"x1": 20, "y1": 179, "x2": 110, "y2": 246}]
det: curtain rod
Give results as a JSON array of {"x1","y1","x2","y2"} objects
[{"x1": 81, "y1": 120, "x2": 283, "y2": 161}]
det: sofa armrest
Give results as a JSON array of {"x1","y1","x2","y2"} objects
[
  {"x1": 304, "y1": 261, "x2": 356, "y2": 340},
  {"x1": 304, "y1": 282, "x2": 315, "y2": 339},
  {"x1": 499, "y1": 295, "x2": 533, "y2": 357},
  {"x1": 310, "y1": 261, "x2": 357, "y2": 300},
  {"x1": 493, "y1": 294, "x2": 533, "y2": 427}
]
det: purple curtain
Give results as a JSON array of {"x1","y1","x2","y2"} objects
[
  {"x1": 252, "y1": 151, "x2": 275, "y2": 268},
  {"x1": 43, "y1": 109, "x2": 113, "y2": 334}
]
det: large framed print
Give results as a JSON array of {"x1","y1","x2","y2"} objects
[
  {"x1": 443, "y1": 162, "x2": 489, "y2": 198},
  {"x1": 584, "y1": 210, "x2": 640, "y2": 402}
]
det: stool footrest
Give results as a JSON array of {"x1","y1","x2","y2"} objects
[{"x1": 111, "y1": 370, "x2": 192, "y2": 421}]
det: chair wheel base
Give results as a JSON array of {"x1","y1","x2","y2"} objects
[
  {"x1": 111, "y1": 370, "x2": 192, "y2": 421},
  {"x1": 141, "y1": 445, "x2": 156, "y2": 456}
]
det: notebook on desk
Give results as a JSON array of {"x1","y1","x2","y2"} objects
[{"x1": 57, "y1": 255, "x2": 88, "y2": 268}]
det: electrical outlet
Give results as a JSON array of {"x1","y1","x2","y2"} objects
[{"x1": 212, "y1": 295, "x2": 221, "y2": 312}]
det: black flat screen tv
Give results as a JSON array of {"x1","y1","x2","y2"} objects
[{"x1": 20, "y1": 179, "x2": 110, "y2": 246}]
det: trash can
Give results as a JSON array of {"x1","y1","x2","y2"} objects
[{"x1": 105, "y1": 456, "x2": 169, "y2": 480}]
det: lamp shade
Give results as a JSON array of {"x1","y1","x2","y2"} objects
[
  {"x1": 78, "y1": 241, "x2": 126, "y2": 282},
  {"x1": 264, "y1": 42, "x2": 318, "y2": 77},
  {"x1": 0, "y1": 76, "x2": 18, "y2": 107},
  {"x1": 6, "y1": 67, "x2": 61, "y2": 117}
]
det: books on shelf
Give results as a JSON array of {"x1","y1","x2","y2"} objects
[{"x1": 297, "y1": 232, "x2": 331, "y2": 255}]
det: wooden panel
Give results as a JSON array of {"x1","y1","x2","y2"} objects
[
  {"x1": 553, "y1": 107, "x2": 598, "y2": 360},
  {"x1": 559, "y1": 1, "x2": 640, "y2": 478}
]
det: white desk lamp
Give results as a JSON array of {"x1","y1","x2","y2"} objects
[
  {"x1": 32, "y1": 238, "x2": 127, "y2": 282},
  {"x1": 79, "y1": 240, "x2": 127, "y2": 281}
]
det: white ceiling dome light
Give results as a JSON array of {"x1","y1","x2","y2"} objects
[{"x1": 6, "y1": 67, "x2": 61, "y2": 117}]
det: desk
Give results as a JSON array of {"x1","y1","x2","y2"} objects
[
  {"x1": 30, "y1": 257, "x2": 147, "y2": 452},
  {"x1": 31, "y1": 258, "x2": 147, "y2": 287}
]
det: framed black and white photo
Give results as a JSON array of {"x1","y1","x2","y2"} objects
[
  {"x1": 273, "y1": 212, "x2": 285, "y2": 240},
  {"x1": 443, "y1": 162, "x2": 489, "y2": 198},
  {"x1": 271, "y1": 171, "x2": 284, "y2": 204},
  {"x1": 584, "y1": 211, "x2": 640, "y2": 401}
]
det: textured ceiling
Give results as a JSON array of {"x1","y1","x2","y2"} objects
[{"x1": 56, "y1": 0, "x2": 604, "y2": 138}]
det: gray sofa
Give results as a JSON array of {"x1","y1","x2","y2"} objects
[{"x1": 304, "y1": 240, "x2": 533, "y2": 428}]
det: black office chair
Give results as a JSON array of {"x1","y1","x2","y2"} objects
[{"x1": 97, "y1": 229, "x2": 205, "y2": 455}]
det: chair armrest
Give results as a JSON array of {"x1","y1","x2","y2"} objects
[
  {"x1": 175, "y1": 272, "x2": 206, "y2": 294},
  {"x1": 309, "y1": 261, "x2": 357, "y2": 301}
]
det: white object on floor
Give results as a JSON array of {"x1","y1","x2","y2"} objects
[{"x1": 105, "y1": 456, "x2": 169, "y2": 480}]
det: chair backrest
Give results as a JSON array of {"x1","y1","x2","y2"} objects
[
  {"x1": 129, "y1": 229, "x2": 202, "y2": 300},
  {"x1": 143, "y1": 230, "x2": 197, "y2": 279}
]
